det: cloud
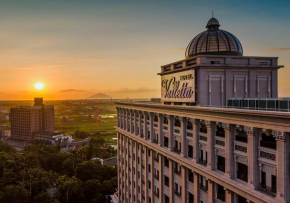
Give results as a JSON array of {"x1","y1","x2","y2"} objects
[
  {"x1": 110, "y1": 87, "x2": 158, "y2": 94},
  {"x1": 59, "y1": 89, "x2": 85, "y2": 93},
  {"x1": 268, "y1": 48, "x2": 290, "y2": 52}
]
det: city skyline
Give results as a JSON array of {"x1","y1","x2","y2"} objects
[{"x1": 0, "y1": 0, "x2": 290, "y2": 99}]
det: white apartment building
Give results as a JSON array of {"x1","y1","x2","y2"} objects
[{"x1": 114, "y1": 17, "x2": 289, "y2": 203}]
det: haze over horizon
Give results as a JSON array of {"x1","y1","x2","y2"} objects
[{"x1": 1, "y1": 0, "x2": 290, "y2": 100}]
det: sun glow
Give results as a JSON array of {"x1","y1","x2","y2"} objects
[{"x1": 34, "y1": 82, "x2": 44, "y2": 90}]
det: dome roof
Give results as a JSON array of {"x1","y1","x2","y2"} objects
[{"x1": 185, "y1": 17, "x2": 243, "y2": 58}]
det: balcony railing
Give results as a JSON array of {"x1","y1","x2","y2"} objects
[
  {"x1": 235, "y1": 144, "x2": 247, "y2": 153},
  {"x1": 174, "y1": 189, "x2": 181, "y2": 197},
  {"x1": 199, "y1": 184, "x2": 208, "y2": 192},
  {"x1": 154, "y1": 156, "x2": 159, "y2": 162},
  {"x1": 216, "y1": 139, "x2": 225, "y2": 147},
  {"x1": 260, "y1": 140, "x2": 276, "y2": 150},
  {"x1": 173, "y1": 147, "x2": 181, "y2": 154},
  {"x1": 174, "y1": 128, "x2": 180, "y2": 134},
  {"x1": 199, "y1": 158, "x2": 207, "y2": 166},
  {"x1": 200, "y1": 135, "x2": 207, "y2": 142},
  {"x1": 261, "y1": 184, "x2": 276, "y2": 197},
  {"x1": 260, "y1": 151, "x2": 276, "y2": 161},
  {"x1": 217, "y1": 163, "x2": 225, "y2": 172},
  {"x1": 237, "y1": 171, "x2": 248, "y2": 182},
  {"x1": 217, "y1": 192, "x2": 225, "y2": 201},
  {"x1": 174, "y1": 168, "x2": 181, "y2": 176},
  {"x1": 154, "y1": 173, "x2": 159, "y2": 180},
  {"x1": 154, "y1": 191, "x2": 159, "y2": 198},
  {"x1": 187, "y1": 132, "x2": 193, "y2": 137}
]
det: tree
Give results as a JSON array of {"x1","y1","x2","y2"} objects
[
  {"x1": 56, "y1": 175, "x2": 84, "y2": 203},
  {"x1": 0, "y1": 184, "x2": 30, "y2": 203}
]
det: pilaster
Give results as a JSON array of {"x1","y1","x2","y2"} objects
[
  {"x1": 206, "y1": 121, "x2": 216, "y2": 170},
  {"x1": 224, "y1": 123, "x2": 234, "y2": 179},
  {"x1": 181, "y1": 117, "x2": 187, "y2": 158}
]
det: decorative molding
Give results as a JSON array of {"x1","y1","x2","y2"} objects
[
  {"x1": 222, "y1": 123, "x2": 230, "y2": 131},
  {"x1": 244, "y1": 126, "x2": 254, "y2": 135},
  {"x1": 272, "y1": 130, "x2": 286, "y2": 140}
]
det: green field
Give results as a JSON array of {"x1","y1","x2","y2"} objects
[{"x1": 0, "y1": 99, "x2": 119, "y2": 144}]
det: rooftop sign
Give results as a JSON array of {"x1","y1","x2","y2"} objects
[{"x1": 161, "y1": 69, "x2": 195, "y2": 103}]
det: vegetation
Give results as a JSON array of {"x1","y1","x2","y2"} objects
[{"x1": 0, "y1": 139, "x2": 117, "y2": 203}]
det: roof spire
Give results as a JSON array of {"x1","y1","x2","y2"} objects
[{"x1": 212, "y1": 10, "x2": 214, "y2": 18}]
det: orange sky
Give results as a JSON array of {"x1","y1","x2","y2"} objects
[{"x1": 0, "y1": 1, "x2": 290, "y2": 100}]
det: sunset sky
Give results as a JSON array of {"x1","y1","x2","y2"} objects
[{"x1": 0, "y1": 0, "x2": 290, "y2": 100}]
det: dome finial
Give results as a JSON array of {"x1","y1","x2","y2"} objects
[
  {"x1": 206, "y1": 15, "x2": 220, "y2": 30},
  {"x1": 212, "y1": 10, "x2": 214, "y2": 18}
]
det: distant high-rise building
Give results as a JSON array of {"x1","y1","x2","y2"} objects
[
  {"x1": 10, "y1": 98, "x2": 54, "y2": 141},
  {"x1": 115, "y1": 17, "x2": 290, "y2": 203}
]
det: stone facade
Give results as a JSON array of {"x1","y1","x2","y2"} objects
[
  {"x1": 116, "y1": 104, "x2": 290, "y2": 203},
  {"x1": 159, "y1": 55, "x2": 282, "y2": 107}
]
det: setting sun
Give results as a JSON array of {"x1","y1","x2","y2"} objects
[{"x1": 34, "y1": 82, "x2": 44, "y2": 90}]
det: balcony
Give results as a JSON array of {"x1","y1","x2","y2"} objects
[
  {"x1": 199, "y1": 184, "x2": 208, "y2": 192},
  {"x1": 174, "y1": 189, "x2": 181, "y2": 197},
  {"x1": 217, "y1": 163, "x2": 225, "y2": 173},
  {"x1": 173, "y1": 147, "x2": 181, "y2": 154},
  {"x1": 174, "y1": 168, "x2": 181, "y2": 176},
  {"x1": 260, "y1": 140, "x2": 276, "y2": 150},
  {"x1": 154, "y1": 191, "x2": 159, "y2": 198},
  {"x1": 217, "y1": 193, "x2": 225, "y2": 201},
  {"x1": 200, "y1": 135, "x2": 207, "y2": 142},
  {"x1": 199, "y1": 158, "x2": 207, "y2": 166},
  {"x1": 187, "y1": 131, "x2": 193, "y2": 138},
  {"x1": 235, "y1": 144, "x2": 247, "y2": 153},
  {"x1": 261, "y1": 184, "x2": 276, "y2": 197},
  {"x1": 154, "y1": 173, "x2": 159, "y2": 180},
  {"x1": 237, "y1": 171, "x2": 248, "y2": 182},
  {"x1": 174, "y1": 127, "x2": 180, "y2": 134},
  {"x1": 154, "y1": 156, "x2": 159, "y2": 162},
  {"x1": 259, "y1": 150, "x2": 276, "y2": 161}
]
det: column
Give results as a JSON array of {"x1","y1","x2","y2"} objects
[
  {"x1": 144, "y1": 147, "x2": 148, "y2": 203},
  {"x1": 117, "y1": 133, "x2": 121, "y2": 202},
  {"x1": 158, "y1": 114, "x2": 164, "y2": 147},
  {"x1": 193, "y1": 119, "x2": 200, "y2": 163},
  {"x1": 168, "y1": 115, "x2": 174, "y2": 151},
  {"x1": 138, "y1": 111, "x2": 142, "y2": 137},
  {"x1": 207, "y1": 179, "x2": 214, "y2": 203},
  {"x1": 224, "y1": 123, "x2": 234, "y2": 179},
  {"x1": 194, "y1": 172, "x2": 199, "y2": 203},
  {"x1": 134, "y1": 110, "x2": 138, "y2": 135},
  {"x1": 138, "y1": 143, "x2": 142, "y2": 202},
  {"x1": 144, "y1": 112, "x2": 148, "y2": 140},
  {"x1": 206, "y1": 121, "x2": 216, "y2": 170},
  {"x1": 126, "y1": 109, "x2": 129, "y2": 131},
  {"x1": 130, "y1": 110, "x2": 133, "y2": 134},
  {"x1": 169, "y1": 159, "x2": 174, "y2": 203},
  {"x1": 134, "y1": 141, "x2": 138, "y2": 202},
  {"x1": 245, "y1": 126, "x2": 259, "y2": 189},
  {"x1": 225, "y1": 189, "x2": 233, "y2": 203},
  {"x1": 149, "y1": 113, "x2": 154, "y2": 142},
  {"x1": 150, "y1": 151, "x2": 154, "y2": 203},
  {"x1": 181, "y1": 166, "x2": 186, "y2": 203},
  {"x1": 130, "y1": 139, "x2": 134, "y2": 203},
  {"x1": 122, "y1": 109, "x2": 125, "y2": 129},
  {"x1": 274, "y1": 131, "x2": 289, "y2": 202},
  {"x1": 158, "y1": 154, "x2": 164, "y2": 203},
  {"x1": 181, "y1": 117, "x2": 187, "y2": 158}
]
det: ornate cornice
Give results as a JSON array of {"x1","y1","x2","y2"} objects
[
  {"x1": 272, "y1": 130, "x2": 286, "y2": 140},
  {"x1": 244, "y1": 126, "x2": 254, "y2": 135}
]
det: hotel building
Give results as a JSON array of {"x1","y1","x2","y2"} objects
[
  {"x1": 10, "y1": 98, "x2": 54, "y2": 141},
  {"x1": 115, "y1": 18, "x2": 290, "y2": 203}
]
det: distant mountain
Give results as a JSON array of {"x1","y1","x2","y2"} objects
[{"x1": 87, "y1": 93, "x2": 111, "y2": 99}]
